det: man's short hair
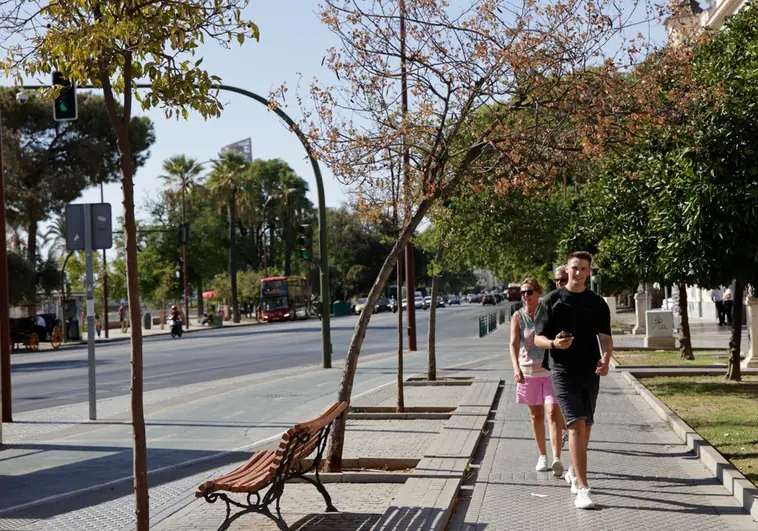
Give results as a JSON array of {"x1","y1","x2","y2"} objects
[{"x1": 567, "y1": 250, "x2": 593, "y2": 265}]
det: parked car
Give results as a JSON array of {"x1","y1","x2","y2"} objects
[
  {"x1": 468, "y1": 293, "x2": 482, "y2": 303},
  {"x1": 482, "y1": 294, "x2": 496, "y2": 305},
  {"x1": 375, "y1": 298, "x2": 394, "y2": 313},
  {"x1": 447, "y1": 295, "x2": 461, "y2": 305},
  {"x1": 506, "y1": 284, "x2": 521, "y2": 301},
  {"x1": 354, "y1": 297, "x2": 369, "y2": 314},
  {"x1": 415, "y1": 296, "x2": 427, "y2": 310}
]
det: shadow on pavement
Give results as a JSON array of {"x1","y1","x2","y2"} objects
[
  {"x1": 11, "y1": 359, "x2": 116, "y2": 372},
  {"x1": 0, "y1": 445, "x2": 253, "y2": 521}
]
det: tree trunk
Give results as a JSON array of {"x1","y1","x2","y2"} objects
[
  {"x1": 396, "y1": 253, "x2": 405, "y2": 413},
  {"x1": 427, "y1": 244, "x2": 443, "y2": 381},
  {"x1": 726, "y1": 281, "x2": 744, "y2": 382},
  {"x1": 99, "y1": 57, "x2": 149, "y2": 530},
  {"x1": 285, "y1": 199, "x2": 292, "y2": 277},
  {"x1": 197, "y1": 283, "x2": 204, "y2": 323},
  {"x1": 26, "y1": 218, "x2": 37, "y2": 266},
  {"x1": 677, "y1": 284, "x2": 694, "y2": 360},
  {"x1": 323, "y1": 136, "x2": 490, "y2": 472},
  {"x1": 326, "y1": 193, "x2": 439, "y2": 472},
  {"x1": 269, "y1": 224, "x2": 276, "y2": 270},
  {"x1": 229, "y1": 190, "x2": 240, "y2": 323}
]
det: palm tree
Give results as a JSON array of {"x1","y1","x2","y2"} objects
[
  {"x1": 159, "y1": 155, "x2": 205, "y2": 195},
  {"x1": 206, "y1": 152, "x2": 250, "y2": 323},
  {"x1": 39, "y1": 215, "x2": 67, "y2": 262}
]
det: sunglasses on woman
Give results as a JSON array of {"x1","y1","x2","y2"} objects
[{"x1": 520, "y1": 290, "x2": 535, "y2": 296}]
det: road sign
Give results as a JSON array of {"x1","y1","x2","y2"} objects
[
  {"x1": 220, "y1": 138, "x2": 252, "y2": 162},
  {"x1": 66, "y1": 203, "x2": 113, "y2": 251}
]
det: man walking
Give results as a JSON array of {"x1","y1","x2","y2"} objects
[
  {"x1": 711, "y1": 287, "x2": 725, "y2": 326},
  {"x1": 534, "y1": 251, "x2": 612, "y2": 509}
]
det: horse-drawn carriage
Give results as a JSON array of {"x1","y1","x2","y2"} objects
[{"x1": 9, "y1": 313, "x2": 63, "y2": 352}]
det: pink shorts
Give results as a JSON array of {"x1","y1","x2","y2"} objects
[{"x1": 517, "y1": 376, "x2": 558, "y2": 406}]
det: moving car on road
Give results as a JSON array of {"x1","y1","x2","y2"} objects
[
  {"x1": 375, "y1": 298, "x2": 395, "y2": 313},
  {"x1": 354, "y1": 297, "x2": 369, "y2": 314},
  {"x1": 504, "y1": 284, "x2": 519, "y2": 301},
  {"x1": 447, "y1": 295, "x2": 461, "y2": 305}
]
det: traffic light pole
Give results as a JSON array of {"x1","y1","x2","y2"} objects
[{"x1": 20, "y1": 82, "x2": 333, "y2": 369}]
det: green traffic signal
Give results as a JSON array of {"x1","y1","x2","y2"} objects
[{"x1": 53, "y1": 71, "x2": 77, "y2": 122}]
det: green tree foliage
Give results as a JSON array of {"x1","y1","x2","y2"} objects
[{"x1": 1, "y1": 89, "x2": 154, "y2": 265}]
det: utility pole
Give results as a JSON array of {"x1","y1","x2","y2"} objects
[
  {"x1": 400, "y1": 0, "x2": 417, "y2": 351},
  {"x1": 101, "y1": 184, "x2": 109, "y2": 338},
  {"x1": 181, "y1": 173, "x2": 190, "y2": 328},
  {"x1": 0, "y1": 103, "x2": 11, "y2": 424}
]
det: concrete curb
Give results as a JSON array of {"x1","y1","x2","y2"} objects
[
  {"x1": 372, "y1": 378, "x2": 501, "y2": 530},
  {"x1": 621, "y1": 370, "x2": 758, "y2": 522}
]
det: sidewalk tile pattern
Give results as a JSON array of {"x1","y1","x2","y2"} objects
[
  {"x1": 352, "y1": 385, "x2": 469, "y2": 409},
  {"x1": 344, "y1": 419, "x2": 445, "y2": 459},
  {"x1": 448, "y1": 370, "x2": 758, "y2": 530}
]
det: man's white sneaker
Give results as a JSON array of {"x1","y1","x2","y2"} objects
[
  {"x1": 535, "y1": 455, "x2": 549, "y2": 472},
  {"x1": 574, "y1": 487, "x2": 595, "y2": 509},
  {"x1": 564, "y1": 468, "x2": 578, "y2": 494},
  {"x1": 551, "y1": 459, "x2": 564, "y2": 477}
]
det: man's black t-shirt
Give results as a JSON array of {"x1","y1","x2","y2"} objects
[{"x1": 534, "y1": 287, "x2": 611, "y2": 374}]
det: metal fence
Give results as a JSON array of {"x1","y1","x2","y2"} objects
[{"x1": 478, "y1": 311, "x2": 501, "y2": 338}]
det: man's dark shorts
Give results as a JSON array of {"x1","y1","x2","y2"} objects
[{"x1": 552, "y1": 368, "x2": 600, "y2": 426}]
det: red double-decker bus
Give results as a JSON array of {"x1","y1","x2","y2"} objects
[{"x1": 259, "y1": 276, "x2": 310, "y2": 322}]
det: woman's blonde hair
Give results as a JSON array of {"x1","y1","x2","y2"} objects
[{"x1": 521, "y1": 277, "x2": 543, "y2": 294}]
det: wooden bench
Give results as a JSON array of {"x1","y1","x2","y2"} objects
[{"x1": 196, "y1": 401, "x2": 348, "y2": 531}]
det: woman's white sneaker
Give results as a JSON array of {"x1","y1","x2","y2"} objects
[
  {"x1": 564, "y1": 468, "x2": 578, "y2": 494},
  {"x1": 574, "y1": 487, "x2": 595, "y2": 509},
  {"x1": 535, "y1": 455, "x2": 549, "y2": 471},
  {"x1": 551, "y1": 459, "x2": 564, "y2": 477}
]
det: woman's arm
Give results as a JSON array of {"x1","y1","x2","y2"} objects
[{"x1": 510, "y1": 313, "x2": 524, "y2": 382}]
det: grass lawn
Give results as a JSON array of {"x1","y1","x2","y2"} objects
[
  {"x1": 614, "y1": 350, "x2": 731, "y2": 366},
  {"x1": 643, "y1": 376, "x2": 758, "y2": 486}
]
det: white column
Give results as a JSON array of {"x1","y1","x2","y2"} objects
[
  {"x1": 603, "y1": 296, "x2": 617, "y2": 326},
  {"x1": 633, "y1": 292, "x2": 651, "y2": 335},
  {"x1": 742, "y1": 296, "x2": 758, "y2": 369}
]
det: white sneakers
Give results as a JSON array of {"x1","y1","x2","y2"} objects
[
  {"x1": 564, "y1": 467, "x2": 578, "y2": 494},
  {"x1": 551, "y1": 458, "x2": 564, "y2": 477},
  {"x1": 574, "y1": 487, "x2": 595, "y2": 509},
  {"x1": 565, "y1": 469, "x2": 595, "y2": 509},
  {"x1": 536, "y1": 455, "x2": 564, "y2": 476}
]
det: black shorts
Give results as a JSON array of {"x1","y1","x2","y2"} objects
[{"x1": 552, "y1": 368, "x2": 600, "y2": 426}]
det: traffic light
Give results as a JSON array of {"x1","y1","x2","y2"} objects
[
  {"x1": 178, "y1": 223, "x2": 190, "y2": 246},
  {"x1": 297, "y1": 224, "x2": 312, "y2": 260},
  {"x1": 53, "y1": 71, "x2": 77, "y2": 122}
]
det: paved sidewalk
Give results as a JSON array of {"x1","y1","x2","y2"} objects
[{"x1": 448, "y1": 335, "x2": 758, "y2": 530}]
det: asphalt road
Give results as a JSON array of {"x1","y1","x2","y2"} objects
[{"x1": 10, "y1": 302, "x2": 510, "y2": 414}]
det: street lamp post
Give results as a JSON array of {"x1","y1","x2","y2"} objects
[
  {"x1": 0, "y1": 104, "x2": 11, "y2": 424},
  {"x1": 262, "y1": 195, "x2": 276, "y2": 278},
  {"x1": 181, "y1": 173, "x2": 191, "y2": 328}
]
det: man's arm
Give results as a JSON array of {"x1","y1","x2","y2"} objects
[{"x1": 596, "y1": 333, "x2": 613, "y2": 375}]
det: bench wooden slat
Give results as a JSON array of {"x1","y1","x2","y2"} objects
[{"x1": 196, "y1": 401, "x2": 347, "y2": 498}]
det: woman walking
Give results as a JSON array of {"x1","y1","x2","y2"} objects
[{"x1": 510, "y1": 277, "x2": 565, "y2": 475}]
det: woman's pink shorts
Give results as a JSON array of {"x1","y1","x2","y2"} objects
[{"x1": 517, "y1": 376, "x2": 558, "y2": 406}]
